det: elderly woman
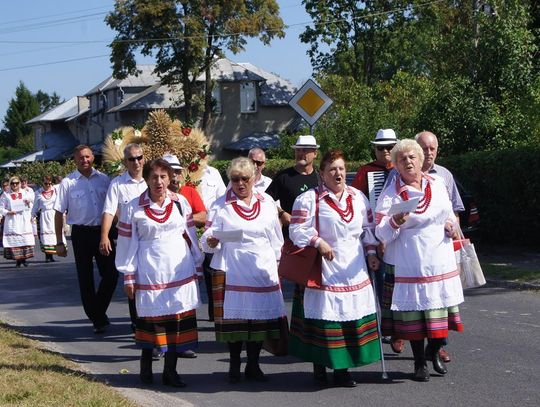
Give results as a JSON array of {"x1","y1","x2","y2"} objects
[
  {"x1": 116, "y1": 159, "x2": 203, "y2": 387},
  {"x1": 289, "y1": 150, "x2": 381, "y2": 388},
  {"x1": 201, "y1": 157, "x2": 284, "y2": 384},
  {"x1": 0, "y1": 176, "x2": 35, "y2": 267},
  {"x1": 32, "y1": 176, "x2": 65, "y2": 262},
  {"x1": 375, "y1": 139, "x2": 464, "y2": 382}
]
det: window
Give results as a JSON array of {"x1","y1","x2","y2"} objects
[
  {"x1": 240, "y1": 82, "x2": 257, "y2": 113},
  {"x1": 212, "y1": 85, "x2": 222, "y2": 114}
]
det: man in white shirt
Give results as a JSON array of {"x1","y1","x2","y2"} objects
[
  {"x1": 199, "y1": 164, "x2": 226, "y2": 321},
  {"x1": 20, "y1": 176, "x2": 35, "y2": 206},
  {"x1": 248, "y1": 147, "x2": 272, "y2": 193},
  {"x1": 54, "y1": 145, "x2": 119, "y2": 334},
  {"x1": 100, "y1": 143, "x2": 147, "y2": 332}
]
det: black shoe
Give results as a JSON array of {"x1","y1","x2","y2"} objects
[
  {"x1": 432, "y1": 351, "x2": 448, "y2": 375},
  {"x1": 152, "y1": 348, "x2": 163, "y2": 360},
  {"x1": 313, "y1": 364, "x2": 328, "y2": 387},
  {"x1": 413, "y1": 363, "x2": 430, "y2": 382},
  {"x1": 245, "y1": 363, "x2": 268, "y2": 382},
  {"x1": 162, "y1": 369, "x2": 186, "y2": 387},
  {"x1": 333, "y1": 369, "x2": 357, "y2": 388},
  {"x1": 228, "y1": 359, "x2": 241, "y2": 383},
  {"x1": 178, "y1": 350, "x2": 197, "y2": 358}
]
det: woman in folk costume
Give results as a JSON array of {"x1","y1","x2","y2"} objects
[
  {"x1": 201, "y1": 157, "x2": 285, "y2": 384},
  {"x1": 32, "y1": 176, "x2": 65, "y2": 262},
  {"x1": 288, "y1": 149, "x2": 381, "y2": 388},
  {"x1": 0, "y1": 176, "x2": 35, "y2": 267},
  {"x1": 116, "y1": 159, "x2": 203, "y2": 387},
  {"x1": 375, "y1": 139, "x2": 464, "y2": 382}
]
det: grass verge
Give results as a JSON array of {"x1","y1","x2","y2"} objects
[
  {"x1": 0, "y1": 322, "x2": 137, "y2": 407},
  {"x1": 481, "y1": 262, "x2": 540, "y2": 282}
]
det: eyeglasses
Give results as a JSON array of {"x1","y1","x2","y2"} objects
[
  {"x1": 43, "y1": 182, "x2": 52, "y2": 186},
  {"x1": 376, "y1": 145, "x2": 395, "y2": 152},
  {"x1": 252, "y1": 160, "x2": 265, "y2": 167},
  {"x1": 10, "y1": 182, "x2": 20, "y2": 185},
  {"x1": 230, "y1": 176, "x2": 251, "y2": 183},
  {"x1": 127, "y1": 155, "x2": 144, "y2": 162}
]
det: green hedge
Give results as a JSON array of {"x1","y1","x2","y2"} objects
[
  {"x1": 211, "y1": 159, "x2": 366, "y2": 180},
  {"x1": 440, "y1": 147, "x2": 540, "y2": 245}
]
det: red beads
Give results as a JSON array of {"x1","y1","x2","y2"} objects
[
  {"x1": 324, "y1": 194, "x2": 354, "y2": 223},
  {"x1": 144, "y1": 201, "x2": 174, "y2": 223},
  {"x1": 232, "y1": 200, "x2": 261, "y2": 221},
  {"x1": 399, "y1": 181, "x2": 432, "y2": 214}
]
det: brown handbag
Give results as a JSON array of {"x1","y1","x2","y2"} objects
[
  {"x1": 277, "y1": 193, "x2": 322, "y2": 288},
  {"x1": 262, "y1": 316, "x2": 289, "y2": 356}
]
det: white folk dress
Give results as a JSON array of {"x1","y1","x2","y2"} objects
[
  {"x1": 116, "y1": 191, "x2": 203, "y2": 318},
  {"x1": 0, "y1": 190, "x2": 35, "y2": 259},
  {"x1": 289, "y1": 185, "x2": 379, "y2": 322},
  {"x1": 32, "y1": 188, "x2": 65, "y2": 253},
  {"x1": 201, "y1": 188, "x2": 285, "y2": 321},
  {"x1": 375, "y1": 174, "x2": 464, "y2": 311}
]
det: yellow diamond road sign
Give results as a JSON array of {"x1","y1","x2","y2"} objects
[{"x1": 289, "y1": 79, "x2": 333, "y2": 126}]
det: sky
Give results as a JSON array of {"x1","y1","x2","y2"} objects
[{"x1": 0, "y1": 0, "x2": 314, "y2": 126}]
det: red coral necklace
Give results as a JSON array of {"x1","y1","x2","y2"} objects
[
  {"x1": 144, "y1": 201, "x2": 174, "y2": 223},
  {"x1": 42, "y1": 190, "x2": 54, "y2": 200},
  {"x1": 399, "y1": 180, "x2": 432, "y2": 214},
  {"x1": 324, "y1": 194, "x2": 354, "y2": 223},
  {"x1": 232, "y1": 199, "x2": 260, "y2": 221}
]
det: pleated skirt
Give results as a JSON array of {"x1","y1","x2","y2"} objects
[
  {"x1": 135, "y1": 310, "x2": 198, "y2": 353},
  {"x1": 288, "y1": 286, "x2": 381, "y2": 370},
  {"x1": 3, "y1": 245, "x2": 34, "y2": 260},
  {"x1": 212, "y1": 270, "x2": 280, "y2": 342},
  {"x1": 381, "y1": 264, "x2": 464, "y2": 340}
]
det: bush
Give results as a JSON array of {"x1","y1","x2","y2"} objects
[
  {"x1": 440, "y1": 147, "x2": 540, "y2": 245},
  {"x1": 0, "y1": 160, "x2": 76, "y2": 186}
]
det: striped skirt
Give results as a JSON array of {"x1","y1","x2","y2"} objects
[
  {"x1": 381, "y1": 265, "x2": 464, "y2": 340},
  {"x1": 212, "y1": 270, "x2": 280, "y2": 342},
  {"x1": 3, "y1": 245, "x2": 34, "y2": 260},
  {"x1": 135, "y1": 310, "x2": 198, "y2": 353},
  {"x1": 288, "y1": 286, "x2": 381, "y2": 370},
  {"x1": 40, "y1": 243, "x2": 57, "y2": 254}
]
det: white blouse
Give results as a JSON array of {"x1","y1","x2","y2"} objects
[
  {"x1": 0, "y1": 190, "x2": 35, "y2": 248},
  {"x1": 375, "y1": 174, "x2": 464, "y2": 311},
  {"x1": 201, "y1": 188, "x2": 285, "y2": 320},
  {"x1": 289, "y1": 185, "x2": 378, "y2": 322},
  {"x1": 32, "y1": 188, "x2": 64, "y2": 246},
  {"x1": 116, "y1": 191, "x2": 203, "y2": 317}
]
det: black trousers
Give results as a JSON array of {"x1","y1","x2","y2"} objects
[
  {"x1": 203, "y1": 253, "x2": 214, "y2": 320},
  {"x1": 71, "y1": 225, "x2": 119, "y2": 327}
]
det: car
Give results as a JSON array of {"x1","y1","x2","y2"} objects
[{"x1": 346, "y1": 172, "x2": 480, "y2": 236}]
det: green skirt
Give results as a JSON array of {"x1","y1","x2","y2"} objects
[{"x1": 288, "y1": 286, "x2": 381, "y2": 369}]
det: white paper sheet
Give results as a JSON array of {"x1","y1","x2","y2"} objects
[
  {"x1": 388, "y1": 196, "x2": 421, "y2": 216},
  {"x1": 213, "y1": 229, "x2": 243, "y2": 243},
  {"x1": 10, "y1": 200, "x2": 27, "y2": 213}
]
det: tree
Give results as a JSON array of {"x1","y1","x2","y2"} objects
[
  {"x1": 300, "y1": 0, "x2": 428, "y2": 85},
  {"x1": 35, "y1": 90, "x2": 62, "y2": 113},
  {"x1": 106, "y1": 0, "x2": 285, "y2": 128},
  {"x1": 2, "y1": 82, "x2": 40, "y2": 148}
]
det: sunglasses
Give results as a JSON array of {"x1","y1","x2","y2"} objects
[
  {"x1": 252, "y1": 160, "x2": 265, "y2": 167},
  {"x1": 127, "y1": 155, "x2": 144, "y2": 162},
  {"x1": 230, "y1": 176, "x2": 251, "y2": 183},
  {"x1": 43, "y1": 182, "x2": 52, "y2": 185},
  {"x1": 376, "y1": 145, "x2": 395, "y2": 152},
  {"x1": 10, "y1": 182, "x2": 20, "y2": 185}
]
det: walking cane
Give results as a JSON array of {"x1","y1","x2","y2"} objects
[{"x1": 369, "y1": 270, "x2": 389, "y2": 380}]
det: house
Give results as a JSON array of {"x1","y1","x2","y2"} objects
[{"x1": 21, "y1": 58, "x2": 300, "y2": 163}]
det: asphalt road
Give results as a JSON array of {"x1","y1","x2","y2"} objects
[{"x1": 0, "y1": 241, "x2": 539, "y2": 407}]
